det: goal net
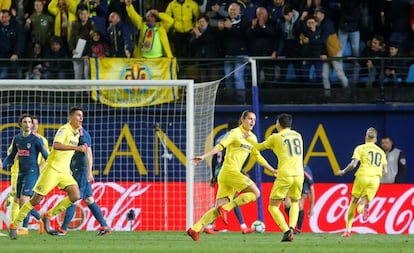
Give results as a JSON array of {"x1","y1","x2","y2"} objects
[{"x1": 0, "y1": 79, "x2": 219, "y2": 231}]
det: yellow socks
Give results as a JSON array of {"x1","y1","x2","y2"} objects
[
  {"x1": 346, "y1": 201, "x2": 357, "y2": 231},
  {"x1": 222, "y1": 192, "x2": 257, "y2": 211},
  {"x1": 13, "y1": 201, "x2": 34, "y2": 226},
  {"x1": 288, "y1": 201, "x2": 299, "y2": 228},
  {"x1": 268, "y1": 205, "x2": 289, "y2": 232},
  {"x1": 192, "y1": 208, "x2": 219, "y2": 232},
  {"x1": 11, "y1": 200, "x2": 19, "y2": 222},
  {"x1": 48, "y1": 197, "x2": 73, "y2": 217}
]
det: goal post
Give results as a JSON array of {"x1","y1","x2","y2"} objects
[{"x1": 0, "y1": 79, "x2": 219, "y2": 231}]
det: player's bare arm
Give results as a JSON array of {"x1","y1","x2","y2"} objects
[
  {"x1": 53, "y1": 142, "x2": 88, "y2": 152},
  {"x1": 263, "y1": 163, "x2": 278, "y2": 178},
  {"x1": 336, "y1": 159, "x2": 359, "y2": 176},
  {"x1": 192, "y1": 146, "x2": 221, "y2": 166},
  {"x1": 86, "y1": 147, "x2": 94, "y2": 181}
]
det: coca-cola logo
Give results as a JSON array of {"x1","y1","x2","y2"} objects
[
  {"x1": 1, "y1": 182, "x2": 413, "y2": 233},
  {"x1": 0, "y1": 182, "x2": 150, "y2": 231},
  {"x1": 310, "y1": 184, "x2": 414, "y2": 234}
]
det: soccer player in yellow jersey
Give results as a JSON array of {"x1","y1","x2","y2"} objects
[
  {"x1": 245, "y1": 113, "x2": 304, "y2": 242},
  {"x1": 336, "y1": 127, "x2": 387, "y2": 238},
  {"x1": 187, "y1": 111, "x2": 277, "y2": 241},
  {"x1": 9, "y1": 107, "x2": 87, "y2": 239}
]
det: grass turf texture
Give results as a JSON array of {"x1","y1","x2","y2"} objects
[{"x1": 0, "y1": 230, "x2": 413, "y2": 253}]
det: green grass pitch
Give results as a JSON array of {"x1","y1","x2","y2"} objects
[{"x1": 1, "y1": 230, "x2": 413, "y2": 253}]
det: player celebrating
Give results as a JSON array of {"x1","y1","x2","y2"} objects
[
  {"x1": 205, "y1": 120, "x2": 255, "y2": 234},
  {"x1": 337, "y1": 127, "x2": 387, "y2": 237},
  {"x1": 56, "y1": 127, "x2": 112, "y2": 236},
  {"x1": 1, "y1": 114, "x2": 49, "y2": 236},
  {"x1": 245, "y1": 113, "x2": 304, "y2": 242},
  {"x1": 284, "y1": 164, "x2": 315, "y2": 234},
  {"x1": 9, "y1": 107, "x2": 87, "y2": 239},
  {"x1": 187, "y1": 111, "x2": 277, "y2": 241}
]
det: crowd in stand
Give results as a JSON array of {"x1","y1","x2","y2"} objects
[{"x1": 0, "y1": 0, "x2": 414, "y2": 91}]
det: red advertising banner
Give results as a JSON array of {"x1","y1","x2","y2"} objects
[{"x1": 1, "y1": 182, "x2": 413, "y2": 234}]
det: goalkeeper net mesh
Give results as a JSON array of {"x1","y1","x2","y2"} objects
[{"x1": 0, "y1": 79, "x2": 219, "y2": 231}]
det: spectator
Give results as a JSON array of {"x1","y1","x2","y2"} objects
[
  {"x1": 337, "y1": 0, "x2": 361, "y2": 85},
  {"x1": 247, "y1": 7, "x2": 276, "y2": 87},
  {"x1": 206, "y1": 0, "x2": 228, "y2": 28},
  {"x1": 165, "y1": 0, "x2": 200, "y2": 58},
  {"x1": 0, "y1": 9, "x2": 25, "y2": 79},
  {"x1": 384, "y1": 43, "x2": 408, "y2": 86},
  {"x1": 299, "y1": 0, "x2": 324, "y2": 20},
  {"x1": 43, "y1": 36, "x2": 71, "y2": 79},
  {"x1": 10, "y1": 0, "x2": 32, "y2": 26},
  {"x1": 90, "y1": 30, "x2": 109, "y2": 58},
  {"x1": 77, "y1": 0, "x2": 109, "y2": 38},
  {"x1": 48, "y1": 0, "x2": 78, "y2": 53},
  {"x1": 189, "y1": 14, "x2": 221, "y2": 82},
  {"x1": 314, "y1": 7, "x2": 349, "y2": 96},
  {"x1": 267, "y1": 0, "x2": 286, "y2": 25},
  {"x1": 25, "y1": 0, "x2": 54, "y2": 50},
  {"x1": 382, "y1": 0, "x2": 411, "y2": 54},
  {"x1": 359, "y1": 34, "x2": 387, "y2": 88},
  {"x1": 106, "y1": 11, "x2": 133, "y2": 57},
  {"x1": 273, "y1": 4, "x2": 301, "y2": 83},
  {"x1": 69, "y1": 7, "x2": 96, "y2": 79},
  {"x1": 237, "y1": 0, "x2": 259, "y2": 23},
  {"x1": 25, "y1": 41, "x2": 46, "y2": 79},
  {"x1": 381, "y1": 136, "x2": 407, "y2": 184},
  {"x1": 299, "y1": 15, "x2": 325, "y2": 86},
  {"x1": 108, "y1": 0, "x2": 137, "y2": 46},
  {"x1": 219, "y1": 3, "x2": 250, "y2": 103},
  {"x1": 205, "y1": 0, "x2": 228, "y2": 56},
  {"x1": 125, "y1": 0, "x2": 173, "y2": 58}
]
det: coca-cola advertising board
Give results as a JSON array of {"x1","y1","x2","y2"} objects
[{"x1": 1, "y1": 182, "x2": 413, "y2": 234}]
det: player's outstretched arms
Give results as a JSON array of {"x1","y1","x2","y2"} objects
[
  {"x1": 191, "y1": 156, "x2": 204, "y2": 166},
  {"x1": 192, "y1": 146, "x2": 221, "y2": 166}
]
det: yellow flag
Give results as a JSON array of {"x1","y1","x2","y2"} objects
[{"x1": 90, "y1": 57, "x2": 179, "y2": 107}]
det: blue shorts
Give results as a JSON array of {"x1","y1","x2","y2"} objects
[
  {"x1": 16, "y1": 172, "x2": 39, "y2": 198},
  {"x1": 72, "y1": 169, "x2": 93, "y2": 200}
]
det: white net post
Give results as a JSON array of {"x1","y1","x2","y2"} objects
[{"x1": 0, "y1": 79, "x2": 219, "y2": 231}]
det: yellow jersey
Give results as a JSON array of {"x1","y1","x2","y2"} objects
[
  {"x1": 46, "y1": 122, "x2": 80, "y2": 173},
  {"x1": 218, "y1": 126, "x2": 267, "y2": 172},
  {"x1": 353, "y1": 142, "x2": 387, "y2": 177},
  {"x1": 251, "y1": 128, "x2": 303, "y2": 178}
]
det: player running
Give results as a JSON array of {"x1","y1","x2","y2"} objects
[
  {"x1": 0, "y1": 114, "x2": 49, "y2": 235},
  {"x1": 8, "y1": 107, "x2": 87, "y2": 239},
  {"x1": 187, "y1": 111, "x2": 277, "y2": 241},
  {"x1": 337, "y1": 127, "x2": 387, "y2": 237},
  {"x1": 56, "y1": 127, "x2": 112, "y2": 236},
  {"x1": 245, "y1": 113, "x2": 304, "y2": 242}
]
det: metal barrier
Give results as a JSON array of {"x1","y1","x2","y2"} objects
[{"x1": 1, "y1": 56, "x2": 413, "y2": 104}]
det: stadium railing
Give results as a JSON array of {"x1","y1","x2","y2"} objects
[{"x1": 1, "y1": 56, "x2": 413, "y2": 105}]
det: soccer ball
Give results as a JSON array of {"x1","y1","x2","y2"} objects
[{"x1": 251, "y1": 220, "x2": 266, "y2": 233}]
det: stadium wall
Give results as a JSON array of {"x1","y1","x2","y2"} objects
[
  {"x1": 214, "y1": 104, "x2": 414, "y2": 184},
  {"x1": 1, "y1": 104, "x2": 413, "y2": 234}
]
